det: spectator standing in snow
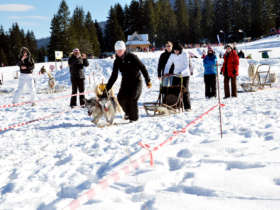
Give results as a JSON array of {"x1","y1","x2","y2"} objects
[
  {"x1": 105, "y1": 40, "x2": 152, "y2": 122},
  {"x1": 68, "y1": 48, "x2": 89, "y2": 108},
  {"x1": 203, "y1": 47, "x2": 217, "y2": 98},
  {"x1": 164, "y1": 42, "x2": 193, "y2": 111},
  {"x1": 238, "y1": 50, "x2": 245, "y2": 58},
  {"x1": 157, "y1": 41, "x2": 174, "y2": 79},
  {"x1": 220, "y1": 44, "x2": 239, "y2": 98},
  {"x1": 12, "y1": 47, "x2": 38, "y2": 106}
]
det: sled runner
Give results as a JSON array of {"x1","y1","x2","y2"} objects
[
  {"x1": 241, "y1": 64, "x2": 276, "y2": 92},
  {"x1": 143, "y1": 74, "x2": 184, "y2": 116}
]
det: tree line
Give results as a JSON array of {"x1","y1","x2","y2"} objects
[
  {"x1": 0, "y1": 24, "x2": 46, "y2": 66},
  {"x1": 1, "y1": 0, "x2": 279, "y2": 65},
  {"x1": 104, "y1": 0, "x2": 279, "y2": 50}
]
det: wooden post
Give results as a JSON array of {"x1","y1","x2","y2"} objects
[{"x1": 216, "y1": 63, "x2": 223, "y2": 139}]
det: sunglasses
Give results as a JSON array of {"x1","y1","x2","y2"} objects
[{"x1": 166, "y1": 45, "x2": 172, "y2": 48}]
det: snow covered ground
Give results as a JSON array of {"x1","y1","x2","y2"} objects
[{"x1": 1, "y1": 36, "x2": 280, "y2": 210}]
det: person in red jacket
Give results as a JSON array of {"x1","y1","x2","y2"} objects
[{"x1": 221, "y1": 44, "x2": 239, "y2": 98}]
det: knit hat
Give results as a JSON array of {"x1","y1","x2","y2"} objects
[
  {"x1": 73, "y1": 48, "x2": 80, "y2": 52},
  {"x1": 225, "y1": 44, "x2": 233, "y2": 49},
  {"x1": 207, "y1": 46, "x2": 213, "y2": 51},
  {"x1": 114, "y1": 40, "x2": 126, "y2": 51}
]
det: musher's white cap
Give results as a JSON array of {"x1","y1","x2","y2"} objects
[{"x1": 114, "y1": 41, "x2": 126, "y2": 51}]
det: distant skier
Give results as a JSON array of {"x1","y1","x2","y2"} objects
[
  {"x1": 157, "y1": 41, "x2": 174, "y2": 79},
  {"x1": 220, "y1": 44, "x2": 239, "y2": 98},
  {"x1": 164, "y1": 42, "x2": 193, "y2": 111},
  {"x1": 68, "y1": 48, "x2": 89, "y2": 108},
  {"x1": 104, "y1": 40, "x2": 152, "y2": 122},
  {"x1": 12, "y1": 47, "x2": 38, "y2": 106},
  {"x1": 203, "y1": 47, "x2": 217, "y2": 98}
]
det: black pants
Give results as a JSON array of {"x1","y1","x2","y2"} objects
[
  {"x1": 70, "y1": 77, "x2": 85, "y2": 106},
  {"x1": 172, "y1": 76, "x2": 191, "y2": 110},
  {"x1": 117, "y1": 79, "x2": 142, "y2": 121},
  {"x1": 204, "y1": 74, "x2": 217, "y2": 98},
  {"x1": 224, "y1": 75, "x2": 237, "y2": 98}
]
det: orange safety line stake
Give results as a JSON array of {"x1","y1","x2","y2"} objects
[{"x1": 139, "y1": 142, "x2": 154, "y2": 166}]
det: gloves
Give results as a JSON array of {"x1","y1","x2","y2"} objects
[
  {"x1": 98, "y1": 83, "x2": 106, "y2": 92},
  {"x1": 147, "y1": 81, "x2": 152, "y2": 89},
  {"x1": 233, "y1": 69, "x2": 236, "y2": 76}
]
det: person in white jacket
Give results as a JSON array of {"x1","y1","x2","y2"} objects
[
  {"x1": 12, "y1": 47, "x2": 38, "y2": 106},
  {"x1": 164, "y1": 42, "x2": 193, "y2": 111}
]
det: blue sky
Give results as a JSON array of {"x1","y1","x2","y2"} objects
[{"x1": 0, "y1": 0, "x2": 132, "y2": 39}]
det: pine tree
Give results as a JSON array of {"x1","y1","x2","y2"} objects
[
  {"x1": 69, "y1": 7, "x2": 90, "y2": 53},
  {"x1": 250, "y1": 0, "x2": 263, "y2": 37},
  {"x1": 95, "y1": 20, "x2": 105, "y2": 53},
  {"x1": 274, "y1": 0, "x2": 280, "y2": 28},
  {"x1": 9, "y1": 23, "x2": 25, "y2": 65},
  {"x1": 201, "y1": 0, "x2": 215, "y2": 42},
  {"x1": 189, "y1": 0, "x2": 202, "y2": 43},
  {"x1": 37, "y1": 47, "x2": 47, "y2": 62},
  {"x1": 156, "y1": 0, "x2": 177, "y2": 47},
  {"x1": 261, "y1": 0, "x2": 275, "y2": 35},
  {"x1": 48, "y1": 15, "x2": 61, "y2": 60},
  {"x1": 214, "y1": 0, "x2": 231, "y2": 43},
  {"x1": 85, "y1": 12, "x2": 100, "y2": 57},
  {"x1": 48, "y1": 0, "x2": 71, "y2": 60},
  {"x1": 25, "y1": 30, "x2": 38, "y2": 60},
  {"x1": 125, "y1": 0, "x2": 145, "y2": 35},
  {"x1": 115, "y1": 3, "x2": 125, "y2": 30},
  {"x1": 104, "y1": 7, "x2": 125, "y2": 51},
  {"x1": 0, "y1": 48, "x2": 7, "y2": 66},
  {"x1": 143, "y1": 0, "x2": 158, "y2": 46},
  {"x1": 57, "y1": 0, "x2": 71, "y2": 53},
  {"x1": 174, "y1": 0, "x2": 189, "y2": 43},
  {"x1": 239, "y1": 0, "x2": 251, "y2": 38},
  {"x1": 0, "y1": 26, "x2": 9, "y2": 65},
  {"x1": 123, "y1": 5, "x2": 130, "y2": 38}
]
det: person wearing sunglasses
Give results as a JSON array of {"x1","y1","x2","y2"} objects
[{"x1": 157, "y1": 41, "x2": 174, "y2": 79}]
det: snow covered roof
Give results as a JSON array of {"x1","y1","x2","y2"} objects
[{"x1": 126, "y1": 32, "x2": 150, "y2": 46}]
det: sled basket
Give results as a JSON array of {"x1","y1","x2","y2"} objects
[
  {"x1": 241, "y1": 64, "x2": 273, "y2": 92},
  {"x1": 143, "y1": 74, "x2": 184, "y2": 116}
]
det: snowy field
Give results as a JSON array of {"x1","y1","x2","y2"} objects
[{"x1": 1, "y1": 36, "x2": 280, "y2": 210}]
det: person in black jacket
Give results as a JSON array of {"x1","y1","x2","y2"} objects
[
  {"x1": 157, "y1": 41, "x2": 174, "y2": 78},
  {"x1": 68, "y1": 48, "x2": 89, "y2": 108},
  {"x1": 105, "y1": 41, "x2": 152, "y2": 122},
  {"x1": 238, "y1": 50, "x2": 245, "y2": 58},
  {"x1": 12, "y1": 47, "x2": 38, "y2": 105}
]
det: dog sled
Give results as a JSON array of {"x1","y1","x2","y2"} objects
[
  {"x1": 143, "y1": 74, "x2": 185, "y2": 116},
  {"x1": 240, "y1": 64, "x2": 277, "y2": 92}
]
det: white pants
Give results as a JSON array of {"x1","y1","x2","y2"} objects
[{"x1": 12, "y1": 73, "x2": 38, "y2": 104}]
